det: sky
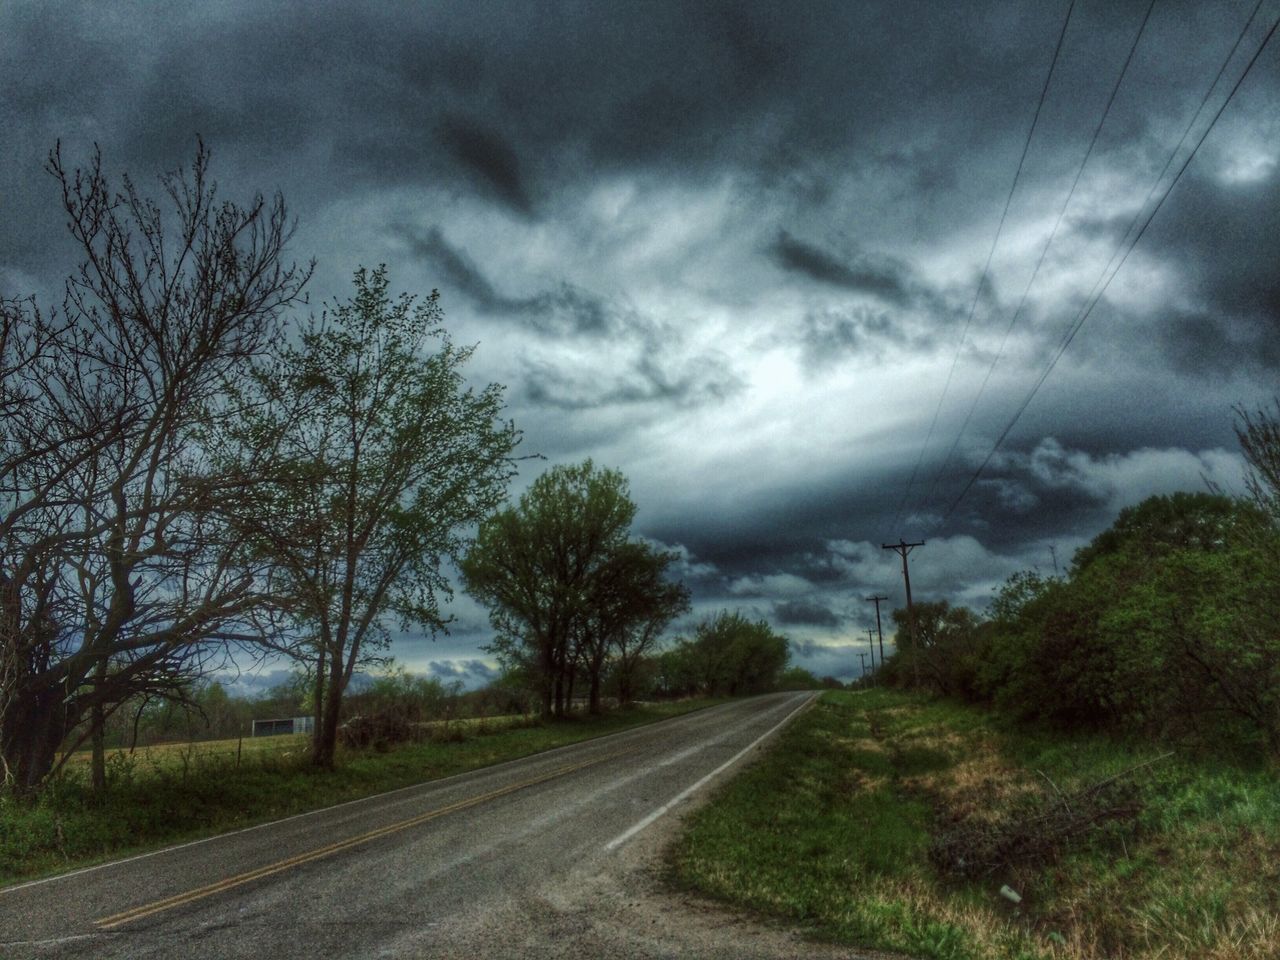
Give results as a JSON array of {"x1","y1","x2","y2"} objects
[{"x1": 3, "y1": 0, "x2": 1278, "y2": 686}]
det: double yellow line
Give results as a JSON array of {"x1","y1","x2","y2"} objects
[{"x1": 96, "y1": 752, "x2": 623, "y2": 930}]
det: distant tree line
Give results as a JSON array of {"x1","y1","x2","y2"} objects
[
  {"x1": 878, "y1": 402, "x2": 1280, "y2": 759},
  {"x1": 654, "y1": 611, "x2": 791, "y2": 698}
]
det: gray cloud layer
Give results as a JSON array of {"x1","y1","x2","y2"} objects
[{"x1": 3, "y1": 0, "x2": 1275, "y2": 679}]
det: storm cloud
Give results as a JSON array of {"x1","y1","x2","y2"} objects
[{"x1": 3, "y1": 0, "x2": 1276, "y2": 682}]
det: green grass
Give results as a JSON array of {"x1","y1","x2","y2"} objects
[
  {"x1": 672, "y1": 689, "x2": 1280, "y2": 960},
  {"x1": 0, "y1": 699, "x2": 720, "y2": 886},
  {"x1": 55, "y1": 713, "x2": 532, "y2": 775}
]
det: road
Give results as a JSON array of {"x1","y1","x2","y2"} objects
[{"x1": 0, "y1": 692, "x2": 872, "y2": 959}]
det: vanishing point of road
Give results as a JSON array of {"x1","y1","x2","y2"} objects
[{"x1": 1, "y1": 692, "x2": 876, "y2": 960}]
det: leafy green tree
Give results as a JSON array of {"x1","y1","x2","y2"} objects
[
  {"x1": 884, "y1": 601, "x2": 982, "y2": 697},
  {"x1": 659, "y1": 612, "x2": 790, "y2": 697},
  {"x1": 777, "y1": 666, "x2": 821, "y2": 690},
  {"x1": 461, "y1": 461, "x2": 680, "y2": 718},
  {"x1": 655, "y1": 641, "x2": 701, "y2": 698},
  {"x1": 977, "y1": 488, "x2": 1280, "y2": 754},
  {"x1": 1070, "y1": 492, "x2": 1255, "y2": 572},
  {"x1": 576, "y1": 541, "x2": 689, "y2": 710},
  {"x1": 229, "y1": 267, "x2": 518, "y2": 767}
]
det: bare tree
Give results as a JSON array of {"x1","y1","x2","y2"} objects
[
  {"x1": 1236, "y1": 399, "x2": 1280, "y2": 528},
  {"x1": 0, "y1": 143, "x2": 309, "y2": 793}
]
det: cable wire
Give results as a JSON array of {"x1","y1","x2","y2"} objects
[
  {"x1": 917, "y1": 0, "x2": 1158, "y2": 517},
  {"x1": 943, "y1": 7, "x2": 1280, "y2": 521},
  {"x1": 888, "y1": 0, "x2": 1077, "y2": 534}
]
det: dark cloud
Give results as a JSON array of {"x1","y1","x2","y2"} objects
[
  {"x1": 440, "y1": 116, "x2": 534, "y2": 216},
  {"x1": 3, "y1": 0, "x2": 1275, "y2": 675},
  {"x1": 773, "y1": 599, "x2": 841, "y2": 628},
  {"x1": 796, "y1": 305, "x2": 931, "y2": 367},
  {"x1": 396, "y1": 225, "x2": 504, "y2": 308},
  {"x1": 1132, "y1": 169, "x2": 1280, "y2": 375},
  {"x1": 772, "y1": 231, "x2": 913, "y2": 305},
  {"x1": 425, "y1": 659, "x2": 499, "y2": 685},
  {"x1": 521, "y1": 350, "x2": 742, "y2": 411},
  {"x1": 397, "y1": 225, "x2": 616, "y2": 337}
]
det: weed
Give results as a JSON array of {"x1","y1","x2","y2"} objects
[{"x1": 673, "y1": 689, "x2": 1280, "y2": 960}]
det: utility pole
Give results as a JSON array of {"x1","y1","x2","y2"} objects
[
  {"x1": 857, "y1": 651, "x2": 868, "y2": 682},
  {"x1": 882, "y1": 540, "x2": 925, "y2": 687},
  {"x1": 1048, "y1": 544, "x2": 1060, "y2": 577},
  {"x1": 867, "y1": 628, "x2": 877, "y2": 683},
  {"x1": 864, "y1": 594, "x2": 888, "y2": 667}
]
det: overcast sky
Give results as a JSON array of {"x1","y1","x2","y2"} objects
[{"x1": 4, "y1": 0, "x2": 1278, "y2": 685}]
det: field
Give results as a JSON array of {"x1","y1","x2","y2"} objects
[
  {"x1": 56, "y1": 713, "x2": 531, "y2": 775},
  {"x1": 673, "y1": 689, "x2": 1280, "y2": 960},
  {"x1": 0, "y1": 699, "x2": 719, "y2": 886}
]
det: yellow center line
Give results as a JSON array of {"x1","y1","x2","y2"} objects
[{"x1": 95, "y1": 750, "x2": 629, "y2": 930}]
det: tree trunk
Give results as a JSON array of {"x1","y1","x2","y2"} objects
[
  {"x1": 311, "y1": 643, "x2": 326, "y2": 758},
  {"x1": 90, "y1": 698, "x2": 106, "y2": 795},
  {"x1": 313, "y1": 650, "x2": 345, "y2": 769},
  {"x1": 618, "y1": 670, "x2": 632, "y2": 707},
  {"x1": 0, "y1": 686, "x2": 73, "y2": 795},
  {"x1": 539, "y1": 643, "x2": 555, "y2": 721},
  {"x1": 90, "y1": 658, "x2": 108, "y2": 795},
  {"x1": 588, "y1": 670, "x2": 602, "y2": 715}
]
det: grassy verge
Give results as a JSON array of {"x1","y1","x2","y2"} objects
[
  {"x1": 0, "y1": 698, "x2": 720, "y2": 886},
  {"x1": 672, "y1": 689, "x2": 1280, "y2": 960},
  {"x1": 55, "y1": 713, "x2": 532, "y2": 775}
]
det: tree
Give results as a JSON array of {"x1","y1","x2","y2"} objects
[
  {"x1": 576, "y1": 540, "x2": 689, "y2": 711},
  {"x1": 1, "y1": 143, "x2": 308, "y2": 793},
  {"x1": 1069, "y1": 492, "x2": 1253, "y2": 572},
  {"x1": 1236, "y1": 398, "x2": 1280, "y2": 525},
  {"x1": 227, "y1": 267, "x2": 519, "y2": 767},
  {"x1": 974, "y1": 486, "x2": 1280, "y2": 753},
  {"x1": 777, "y1": 666, "x2": 821, "y2": 690},
  {"x1": 883, "y1": 601, "x2": 982, "y2": 697},
  {"x1": 659, "y1": 612, "x2": 791, "y2": 697},
  {"x1": 461, "y1": 461, "x2": 673, "y2": 719}
]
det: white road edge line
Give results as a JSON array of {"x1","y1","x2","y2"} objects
[
  {"x1": 604, "y1": 693, "x2": 815, "y2": 852},
  {"x1": 0, "y1": 698, "x2": 751, "y2": 896}
]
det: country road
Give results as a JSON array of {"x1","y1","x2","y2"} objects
[{"x1": 0, "y1": 691, "x2": 873, "y2": 959}]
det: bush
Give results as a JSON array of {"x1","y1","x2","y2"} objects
[
  {"x1": 979, "y1": 494, "x2": 1280, "y2": 755},
  {"x1": 337, "y1": 714, "x2": 415, "y2": 751}
]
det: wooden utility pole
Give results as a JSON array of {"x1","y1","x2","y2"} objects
[
  {"x1": 864, "y1": 594, "x2": 888, "y2": 666},
  {"x1": 882, "y1": 540, "x2": 925, "y2": 686},
  {"x1": 867, "y1": 628, "x2": 877, "y2": 682},
  {"x1": 857, "y1": 651, "x2": 868, "y2": 681}
]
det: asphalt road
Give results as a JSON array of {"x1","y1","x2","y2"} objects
[{"x1": 0, "y1": 692, "x2": 848, "y2": 960}]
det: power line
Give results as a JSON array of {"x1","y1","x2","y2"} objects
[
  {"x1": 889, "y1": 0, "x2": 1077, "y2": 535},
  {"x1": 864, "y1": 593, "x2": 888, "y2": 666},
  {"x1": 943, "y1": 7, "x2": 1280, "y2": 522},
  {"x1": 882, "y1": 540, "x2": 924, "y2": 685},
  {"x1": 917, "y1": 0, "x2": 1158, "y2": 518}
]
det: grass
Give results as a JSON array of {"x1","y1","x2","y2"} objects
[
  {"x1": 55, "y1": 713, "x2": 531, "y2": 774},
  {"x1": 672, "y1": 689, "x2": 1280, "y2": 960},
  {"x1": 0, "y1": 699, "x2": 720, "y2": 886}
]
